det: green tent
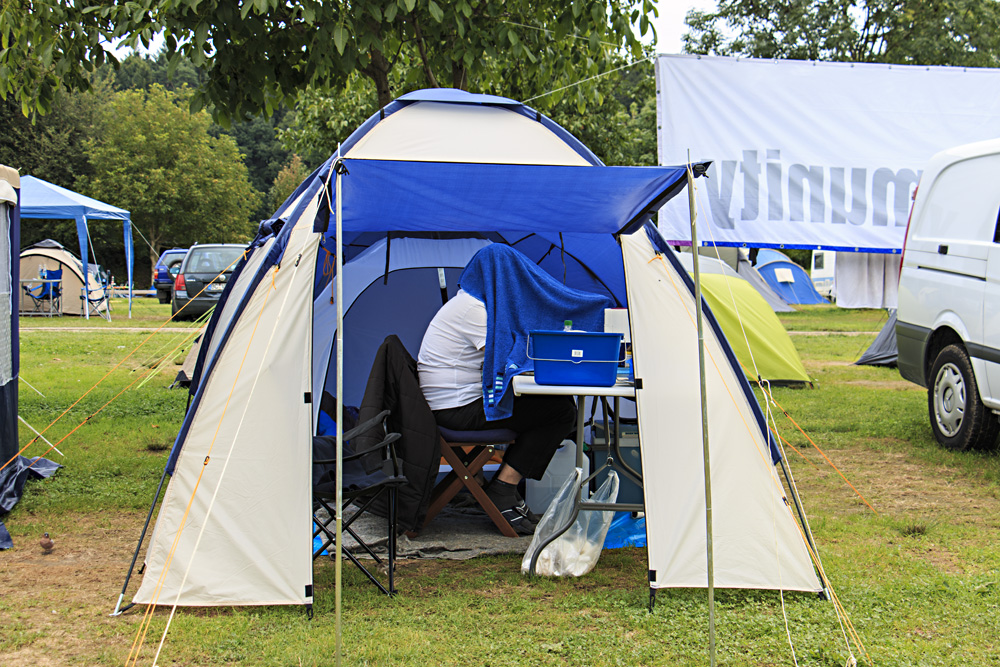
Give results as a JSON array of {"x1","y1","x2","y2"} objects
[{"x1": 698, "y1": 273, "x2": 811, "y2": 386}]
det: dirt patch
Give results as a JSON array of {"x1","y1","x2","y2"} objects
[{"x1": 0, "y1": 512, "x2": 149, "y2": 666}]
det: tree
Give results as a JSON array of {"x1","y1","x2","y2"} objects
[
  {"x1": 0, "y1": 0, "x2": 657, "y2": 123},
  {"x1": 81, "y1": 85, "x2": 260, "y2": 277},
  {"x1": 268, "y1": 155, "x2": 313, "y2": 214},
  {"x1": 684, "y1": 0, "x2": 1000, "y2": 66}
]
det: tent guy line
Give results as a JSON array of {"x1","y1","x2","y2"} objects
[{"x1": 1, "y1": 256, "x2": 246, "y2": 476}]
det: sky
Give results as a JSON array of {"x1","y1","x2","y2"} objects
[{"x1": 651, "y1": 0, "x2": 717, "y2": 53}]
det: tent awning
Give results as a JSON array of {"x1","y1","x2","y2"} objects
[{"x1": 336, "y1": 160, "x2": 692, "y2": 235}]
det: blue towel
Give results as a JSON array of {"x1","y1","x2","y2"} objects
[{"x1": 459, "y1": 244, "x2": 613, "y2": 420}]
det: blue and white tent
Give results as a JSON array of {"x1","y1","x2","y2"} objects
[
  {"x1": 133, "y1": 90, "x2": 821, "y2": 608},
  {"x1": 756, "y1": 249, "x2": 828, "y2": 305},
  {"x1": 19, "y1": 176, "x2": 134, "y2": 316}
]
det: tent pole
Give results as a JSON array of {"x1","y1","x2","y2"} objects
[
  {"x1": 334, "y1": 160, "x2": 345, "y2": 667},
  {"x1": 110, "y1": 466, "x2": 168, "y2": 616},
  {"x1": 688, "y1": 158, "x2": 716, "y2": 667}
]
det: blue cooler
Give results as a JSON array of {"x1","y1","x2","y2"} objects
[{"x1": 528, "y1": 330, "x2": 623, "y2": 386}]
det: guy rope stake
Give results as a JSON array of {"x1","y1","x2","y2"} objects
[{"x1": 688, "y1": 153, "x2": 716, "y2": 667}]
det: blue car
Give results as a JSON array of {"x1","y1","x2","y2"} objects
[{"x1": 153, "y1": 248, "x2": 187, "y2": 304}]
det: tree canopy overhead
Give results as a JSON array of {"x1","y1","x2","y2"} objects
[
  {"x1": 684, "y1": 0, "x2": 1000, "y2": 66},
  {"x1": 1, "y1": 0, "x2": 657, "y2": 122}
]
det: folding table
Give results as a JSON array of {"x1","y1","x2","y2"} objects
[{"x1": 512, "y1": 374, "x2": 641, "y2": 575}]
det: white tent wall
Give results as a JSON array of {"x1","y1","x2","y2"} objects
[
  {"x1": 622, "y1": 231, "x2": 820, "y2": 591},
  {"x1": 134, "y1": 215, "x2": 320, "y2": 607}
]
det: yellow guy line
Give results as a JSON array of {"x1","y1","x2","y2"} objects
[
  {"x1": 126, "y1": 264, "x2": 279, "y2": 666},
  {"x1": 1, "y1": 252, "x2": 247, "y2": 474}
]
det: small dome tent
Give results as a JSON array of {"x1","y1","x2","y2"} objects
[
  {"x1": 20, "y1": 240, "x2": 109, "y2": 316},
  {"x1": 755, "y1": 249, "x2": 828, "y2": 305},
  {"x1": 128, "y1": 90, "x2": 822, "y2": 611}
]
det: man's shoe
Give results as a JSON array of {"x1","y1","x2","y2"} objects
[{"x1": 500, "y1": 500, "x2": 537, "y2": 536}]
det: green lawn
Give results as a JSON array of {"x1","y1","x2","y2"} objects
[{"x1": 4, "y1": 306, "x2": 1000, "y2": 666}]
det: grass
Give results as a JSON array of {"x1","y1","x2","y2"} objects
[{"x1": 5, "y1": 303, "x2": 1000, "y2": 666}]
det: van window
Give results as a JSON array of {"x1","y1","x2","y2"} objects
[
  {"x1": 993, "y1": 207, "x2": 1000, "y2": 244},
  {"x1": 814, "y1": 253, "x2": 825, "y2": 270},
  {"x1": 920, "y1": 154, "x2": 1000, "y2": 244}
]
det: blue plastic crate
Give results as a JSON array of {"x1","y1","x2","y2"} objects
[{"x1": 528, "y1": 330, "x2": 623, "y2": 387}]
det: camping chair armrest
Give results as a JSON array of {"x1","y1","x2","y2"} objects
[
  {"x1": 342, "y1": 409, "x2": 391, "y2": 441},
  {"x1": 314, "y1": 432, "x2": 402, "y2": 465}
]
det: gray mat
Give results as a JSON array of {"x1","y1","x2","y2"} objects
[{"x1": 317, "y1": 502, "x2": 533, "y2": 560}]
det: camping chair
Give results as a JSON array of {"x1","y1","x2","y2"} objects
[
  {"x1": 80, "y1": 273, "x2": 112, "y2": 321},
  {"x1": 420, "y1": 427, "x2": 520, "y2": 538},
  {"x1": 312, "y1": 409, "x2": 407, "y2": 596},
  {"x1": 22, "y1": 268, "x2": 62, "y2": 315}
]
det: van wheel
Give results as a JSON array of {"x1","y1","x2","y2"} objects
[{"x1": 928, "y1": 345, "x2": 1000, "y2": 451}]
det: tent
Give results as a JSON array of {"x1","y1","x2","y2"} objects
[
  {"x1": 674, "y1": 254, "x2": 809, "y2": 384},
  {"x1": 129, "y1": 89, "x2": 821, "y2": 609},
  {"x1": 1, "y1": 165, "x2": 18, "y2": 464},
  {"x1": 676, "y1": 251, "x2": 795, "y2": 312},
  {"x1": 755, "y1": 250, "x2": 828, "y2": 305},
  {"x1": 697, "y1": 274, "x2": 811, "y2": 385},
  {"x1": 20, "y1": 240, "x2": 110, "y2": 317},
  {"x1": 19, "y1": 176, "x2": 134, "y2": 317},
  {"x1": 736, "y1": 255, "x2": 794, "y2": 313},
  {"x1": 856, "y1": 310, "x2": 898, "y2": 367}
]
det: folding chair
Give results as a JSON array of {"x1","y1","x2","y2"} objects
[
  {"x1": 420, "y1": 427, "x2": 519, "y2": 538},
  {"x1": 81, "y1": 274, "x2": 112, "y2": 321},
  {"x1": 312, "y1": 409, "x2": 407, "y2": 596},
  {"x1": 22, "y1": 268, "x2": 62, "y2": 315}
]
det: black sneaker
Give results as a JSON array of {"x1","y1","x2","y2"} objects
[
  {"x1": 516, "y1": 492, "x2": 543, "y2": 523},
  {"x1": 500, "y1": 500, "x2": 537, "y2": 535}
]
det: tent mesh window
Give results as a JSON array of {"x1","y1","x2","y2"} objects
[{"x1": 1, "y1": 204, "x2": 11, "y2": 383}]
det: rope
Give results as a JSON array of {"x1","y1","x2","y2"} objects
[
  {"x1": 129, "y1": 233, "x2": 311, "y2": 665},
  {"x1": 1, "y1": 252, "x2": 247, "y2": 475},
  {"x1": 523, "y1": 57, "x2": 653, "y2": 103}
]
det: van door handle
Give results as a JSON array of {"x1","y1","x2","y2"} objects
[{"x1": 938, "y1": 245, "x2": 949, "y2": 255}]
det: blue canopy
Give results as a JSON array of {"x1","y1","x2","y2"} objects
[{"x1": 19, "y1": 176, "x2": 134, "y2": 315}]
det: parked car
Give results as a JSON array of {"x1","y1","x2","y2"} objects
[
  {"x1": 896, "y1": 138, "x2": 1000, "y2": 451},
  {"x1": 153, "y1": 248, "x2": 187, "y2": 304},
  {"x1": 171, "y1": 243, "x2": 246, "y2": 320},
  {"x1": 810, "y1": 250, "x2": 835, "y2": 299}
]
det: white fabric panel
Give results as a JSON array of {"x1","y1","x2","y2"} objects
[
  {"x1": 310, "y1": 236, "x2": 490, "y2": 422},
  {"x1": 834, "y1": 252, "x2": 901, "y2": 309},
  {"x1": 656, "y1": 55, "x2": 1000, "y2": 251},
  {"x1": 135, "y1": 218, "x2": 320, "y2": 606},
  {"x1": 345, "y1": 102, "x2": 591, "y2": 166},
  {"x1": 621, "y1": 231, "x2": 820, "y2": 592},
  {"x1": 201, "y1": 238, "x2": 275, "y2": 375}
]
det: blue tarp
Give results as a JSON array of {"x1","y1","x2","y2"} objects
[
  {"x1": 0, "y1": 456, "x2": 61, "y2": 549},
  {"x1": 19, "y1": 176, "x2": 134, "y2": 313}
]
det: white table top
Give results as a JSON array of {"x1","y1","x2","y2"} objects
[{"x1": 512, "y1": 374, "x2": 635, "y2": 397}]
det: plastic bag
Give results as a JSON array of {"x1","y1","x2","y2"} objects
[{"x1": 521, "y1": 467, "x2": 619, "y2": 577}]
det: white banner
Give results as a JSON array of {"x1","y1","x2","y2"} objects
[{"x1": 656, "y1": 55, "x2": 1000, "y2": 252}]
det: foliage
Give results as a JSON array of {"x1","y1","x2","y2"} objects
[
  {"x1": 1, "y1": 0, "x2": 658, "y2": 124},
  {"x1": 0, "y1": 86, "x2": 103, "y2": 185},
  {"x1": 267, "y1": 155, "x2": 313, "y2": 215},
  {"x1": 80, "y1": 85, "x2": 260, "y2": 276},
  {"x1": 684, "y1": 0, "x2": 1000, "y2": 66},
  {"x1": 547, "y1": 56, "x2": 657, "y2": 166}
]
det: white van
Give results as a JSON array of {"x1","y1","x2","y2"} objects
[
  {"x1": 810, "y1": 250, "x2": 835, "y2": 298},
  {"x1": 897, "y1": 138, "x2": 1000, "y2": 451}
]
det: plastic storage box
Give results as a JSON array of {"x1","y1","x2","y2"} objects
[{"x1": 529, "y1": 330, "x2": 623, "y2": 387}]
